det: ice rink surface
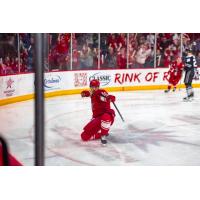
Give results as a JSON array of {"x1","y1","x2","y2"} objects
[{"x1": 0, "y1": 89, "x2": 200, "y2": 166}]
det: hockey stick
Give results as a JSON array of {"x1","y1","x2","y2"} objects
[
  {"x1": 112, "y1": 101, "x2": 125, "y2": 122},
  {"x1": 100, "y1": 94, "x2": 125, "y2": 122}
]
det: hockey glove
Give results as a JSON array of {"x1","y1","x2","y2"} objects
[
  {"x1": 107, "y1": 95, "x2": 116, "y2": 102},
  {"x1": 81, "y1": 90, "x2": 90, "y2": 97},
  {"x1": 193, "y1": 68, "x2": 199, "y2": 80}
]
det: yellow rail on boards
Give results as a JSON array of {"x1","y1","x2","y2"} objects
[{"x1": 1, "y1": 84, "x2": 200, "y2": 106}]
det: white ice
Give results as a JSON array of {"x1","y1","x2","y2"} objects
[{"x1": 0, "y1": 89, "x2": 200, "y2": 166}]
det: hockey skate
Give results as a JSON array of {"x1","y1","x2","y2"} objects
[
  {"x1": 164, "y1": 89, "x2": 170, "y2": 93},
  {"x1": 183, "y1": 96, "x2": 191, "y2": 102},
  {"x1": 100, "y1": 135, "x2": 107, "y2": 146},
  {"x1": 183, "y1": 95, "x2": 193, "y2": 102},
  {"x1": 172, "y1": 87, "x2": 176, "y2": 92},
  {"x1": 188, "y1": 92, "x2": 194, "y2": 101},
  {"x1": 183, "y1": 89, "x2": 194, "y2": 102}
]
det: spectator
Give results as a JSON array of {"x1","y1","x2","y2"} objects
[
  {"x1": 1, "y1": 57, "x2": 14, "y2": 75},
  {"x1": 182, "y1": 33, "x2": 190, "y2": 47},
  {"x1": 26, "y1": 36, "x2": 34, "y2": 72},
  {"x1": 48, "y1": 33, "x2": 70, "y2": 71},
  {"x1": 135, "y1": 44, "x2": 151, "y2": 68},
  {"x1": 128, "y1": 44, "x2": 136, "y2": 68},
  {"x1": 79, "y1": 43, "x2": 93, "y2": 69},
  {"x1": 144, "y1": 44, "x2": 154, "y2": 68},
  {"x1": 146, "y1": 33, "x2": 155, "y2": 48},
  {"x1": 93, "y1": 48, "x2": 99, "y2": 68},
  {"x1": 138, "y1": 34, "x2": 146, "y2": 46},
  {"x1": 72, "y1": 33, "x2": 77, "y2": 50},
  {"x1": 103, "y1": 46, "x2": 117, "y2": 69},
  {"x1": 72, "y1": 49, "x2": 80, "y2": 69},
  {"x1": 172, "y1": 33, "x2": 180, "y2": 46},
  {"x1": 100, "y1": 33, "x2": 127, "y2": 69},
  {"x1": 128, "y1": 33, "x2": 155, "y2": 68},
  {"x1": 107, "y1": 34, "x2": 118, "y2": 50},
  {"x1": 156, "y1": 33, "x2": 181, "y2": 68},
  {"x1": 0, "y1": 58, "x2": 6, "y2": 75},
  {"x1": 10, "y1": 57, "x2": 18, "y2": 73},
  {"x1": 100, "y1": 34, "x2": 108, "y2": 57},
  {"x1": 117, "y1": 47, "x2": 127, "y2": 69},
  {"x1": 163, "y1": 45, "x2": 173, "y2": 67},
  {"x1": 116, "y1": 33, "x2": 127, "y2": 48},
  {"x1": 48, "y1": 46, "x2": 59, "y2": 70}
]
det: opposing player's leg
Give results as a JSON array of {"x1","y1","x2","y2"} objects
[
  {"x1": 183, "y1": 85, "x2": 193, "y2": 101},
  {"x1": 183, "y1": 71, "x2": 194, "y2": 101},
  {"x1": 187, "y1": 85, "x2": 194, "y2": 98},
  {"x1": 183, "y1": 84, "x2": 194, "y2": 101}
]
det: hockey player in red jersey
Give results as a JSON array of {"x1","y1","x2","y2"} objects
[
  {"x1": 80, "y1": 79, "x2": 116, "y2": 145},
  {"x1": 164, "y1": 57, "x2": 184, "y2": 92}
]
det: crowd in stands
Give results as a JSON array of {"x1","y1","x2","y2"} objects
[
  {"x1": 100, "y1": 33, "x2": 127, "y2": 69},
  {"x1": 48, "y1": 33, "x2": 71, "y2": 71},
  {"x1": 184, "y1": 33, "x2": 200, "y2": 67},
  {"x1": 72, "y1": 33, "x2": 98, "y2": 70},
  {"x1": 156, "y1": 33, "x2": 181, "y2": 67},
  {"x1": 49, "y1": 33, "x2": 99, "y2": 71},
  {"x1": 0, "y1": 33, "x2": 33, "y2": 75},
  {"x1": 128, "y1": 33, "x2": 154, "y2": 68},
  {"x1": 1, "y1": 33, "x2": 200, "y2": 76}
]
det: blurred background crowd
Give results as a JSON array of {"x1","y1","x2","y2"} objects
[{"x1": 1, "y1": 33, "x2": 200, "y2": 75}]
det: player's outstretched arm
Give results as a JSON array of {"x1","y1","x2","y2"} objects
[
  {"x1": 98, "y1": 90, "x2": 116, "y2": 102},
  {"x1": 106, "y1": 95, "x2": 116, "y2": 102},
  {"x1": 81, "y1": 90, "x2": 90, "y2": 97}
]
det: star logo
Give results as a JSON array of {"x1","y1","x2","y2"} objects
[
  {"x1": 6, "y1": 78, "x2": 14, "y2": 89},
  {"x1": 109, "y1": 124, "x2": 200, "y2": 152}
]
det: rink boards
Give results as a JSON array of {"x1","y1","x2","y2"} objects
[{"x1": 0, "y1": 68, "x2": 200, "y2": 106}]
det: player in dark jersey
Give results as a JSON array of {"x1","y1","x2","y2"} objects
[{"x1": 183, "y1": 48, "x2": 197, "y2": 101}]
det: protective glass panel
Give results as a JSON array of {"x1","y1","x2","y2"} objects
[
  {"x1": 100, "y1": 33, "x2": 127, "y2": 69},
  {"x1": 48, "y1": 33, "x2": 71, "y2": 71},
  {"x1": 128, "y1": 33, "x2": 155, "y2": 68},
  {"x1": 156, "y1": 33, "x2": 181, "y2": 68},
  {"x1": 0, "y1": 34, "x2": 19, "y2": 75},
  {"x1": 72, "y1": 33, "x2": 98, "y2": 70},
  {"x1": 182, "y1": 33, "x2": 200, "y2": 66}
]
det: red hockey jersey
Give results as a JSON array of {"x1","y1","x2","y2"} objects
[
  {"x1": 83, "y1": 89, "x2": 115, "y2": 118},
  {"x1": 169, "y1": 61, "x2": 183, "y2": 76}
]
